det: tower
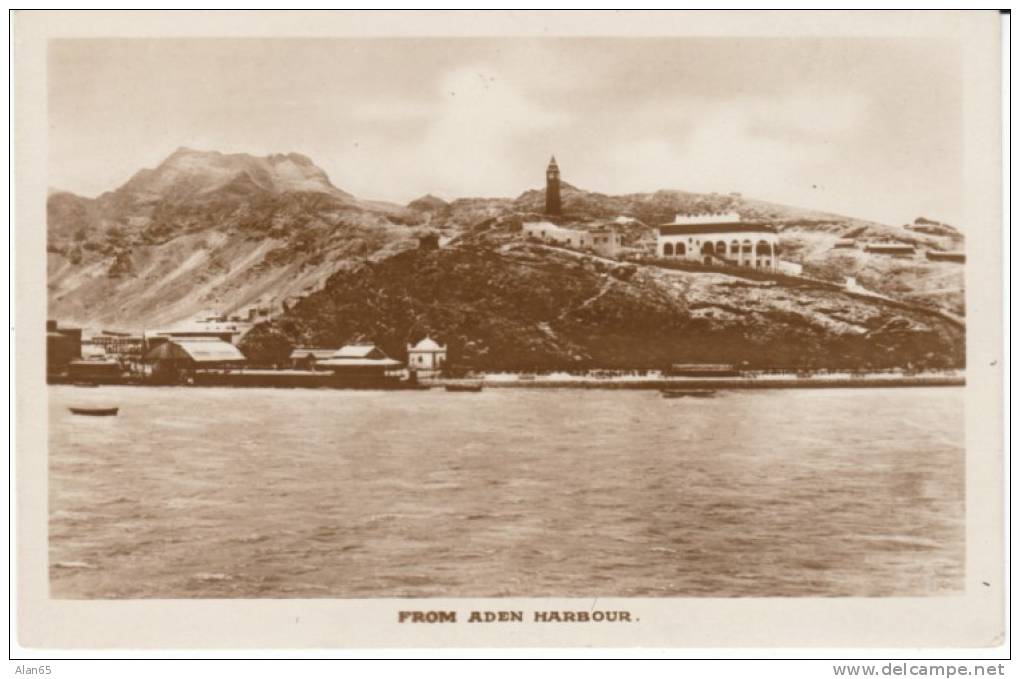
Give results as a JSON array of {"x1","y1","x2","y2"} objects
[{"x1": 545, "y1": 155, "x2": 561, "y2": 216}]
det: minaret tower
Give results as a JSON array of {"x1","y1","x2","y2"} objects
[{"x1": 545, "y1": 155, "x2": 562, "y2": 217}]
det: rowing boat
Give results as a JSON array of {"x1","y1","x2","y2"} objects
[
  {"x1": 660, "y1": 389, "x2": 715, "y2": 399},
  {"x1": 68, "y1": 407, "x2": 119, "y2": 416},
  {"x1": 445, "y1": 383, "x2": 483, "y2": 393}
]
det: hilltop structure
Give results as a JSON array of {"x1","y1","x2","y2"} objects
[
  {"x1": 525, "y1": 156, "x2": 622, "y2": 257},
  {"x1": 522, "y1": 221, "x2": 621, "y2": 258},
  {"x1": 656, "y1": 212, "x2": 779, "y2": 271},
  {"x1": 545, "y1": 155, "x2": 561, "y2": 216}
]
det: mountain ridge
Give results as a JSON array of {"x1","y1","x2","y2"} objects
[{"x1": 47, "y1": 148, "x2": 966, "y2": 333}]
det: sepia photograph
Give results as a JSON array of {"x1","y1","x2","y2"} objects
[{"x1": 13, "y1": 9, "x2": 1005, "y2": 652}]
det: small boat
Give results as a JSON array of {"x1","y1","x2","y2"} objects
[
  {"x1": 660, "y1": 389, "x2": 715, "y2": 399},
  {"x1": 69, "y1": 407, "x2": 119, "y2": 417},
  {"x1": 445, "y1": 383, "x2": 484, "y2": 393},
  {"x1": 72, "y1": 382, "x2": 99, "y2": 388}
]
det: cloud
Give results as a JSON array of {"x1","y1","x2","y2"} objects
[
  {"x1": 345, "y1": 65, "x2": 572, "y2": 200},
  {"x1": 349, "y1": 98, "x2": 434, "y2": 124},
  {"x1": 595, "y1": 92, "x2": 871, "y2": 208},
  {"x1": 742, "y1": 92, "x2": 871, "y2": 142}
]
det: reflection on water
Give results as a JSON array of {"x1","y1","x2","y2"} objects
[{"x1": 48, "y1": 385, "x2": 964, "y2": 598}]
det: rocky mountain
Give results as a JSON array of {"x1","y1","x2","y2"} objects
[
  {"x1": 406, "y1": 194, "x2": 449, "y2": 214},
  {"x1": 241, "y1": 235, "x2": 964, "y2": 371},
  {"x1": 47, "y1": 149, "x2": 432, "y2": 328},
  {"x1": 48, "y1": 148, "x2": 965, "y2": 343}
]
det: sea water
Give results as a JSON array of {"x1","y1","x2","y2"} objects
[{"x1": 48, "y1": 385, "x2": 964, "y2": 598}]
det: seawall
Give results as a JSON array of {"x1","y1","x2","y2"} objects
[{"x1": 433, "y1": 375, "x2": 965, "y2": 390}]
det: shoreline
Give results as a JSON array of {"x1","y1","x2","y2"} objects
[
  {"x1": 429, "y1": 374, "x2": 965, "y2": 390},
  {"x1": 50, "y1": 371, "x2": 965, "y2": 390}
]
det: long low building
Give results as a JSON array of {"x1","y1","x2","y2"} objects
[
  {"x1": 522, "y1": 221, "x2": 621, "y2": 257},
  {"x1": 317, "y1": 344, "x2": 404, "y2": 372},
  {"x1": 144, "y1": 338, "x2": 246, "y2": 382},
  {"x1": 656, "y1": 212, "x2": 780, "y2": 271},
  {"x1": 289, "y1": 347, "x2": 341, "y2": 370},
  {"x1": 316, "y1": 343, "x2": 404, "y2": 386},
  {"x1": 47, "y1": 320, "x2": 82, "y2": 378}
]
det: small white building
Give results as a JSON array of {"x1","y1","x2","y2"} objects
[
  {"x1": 777, "y1": 260, "x2": 803, "y2": 276},
  {"x1": 522, "y1": 221, "x2": 621, "y2": 258},
  {"x1": 407, "y1": 337, "x2": 447, "y2": 377},
  {"x1": 656, "y1": 212, "x2": 780, "y2": 271}
]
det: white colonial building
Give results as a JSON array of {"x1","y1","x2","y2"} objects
[
  {"x1": 656, "y1": 212, "x2": 780, "y2": 271},
  {"x1": 407, "y1": 337, "x2": 447, "y2": 377},
  {"x1": 523, "y1": 221, "x2": 621, "y2": 258}
]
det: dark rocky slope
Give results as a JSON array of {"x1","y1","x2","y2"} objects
[{"x1": 242, "y1": 238, "x2": 964, "y2": 371}]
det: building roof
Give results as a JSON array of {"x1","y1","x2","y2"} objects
[
  {"x1": 289, "y1": 348, "x2": 340, "y2": 360},
  {"x1": 144, "y1": 339, "x2": 246, "y2": 364},
  {"x1": 524, "y1": 221, "x2": 616, "y2": 236},
  {"x1": 333, "y1": 344, "x2": 388, "y2": 359},
  {"x1": 410, "y1": 337, "x2": 445, "y2": 352},
  {"x1": 667, "y1": 211, "x2": 742, "y2": 226},
  {"x1": 657, "y1": 222, "x2": 778, "y2": 236}
]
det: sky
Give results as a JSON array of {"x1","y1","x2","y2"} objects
[{"x1": 48, "y1": 38, "x2": 963, "y2": 227}]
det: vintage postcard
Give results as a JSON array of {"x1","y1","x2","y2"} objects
[{"x1": 13, "y1": 10, "x2": 1004, "y2": 650}]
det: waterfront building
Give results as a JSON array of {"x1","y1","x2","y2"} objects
[
  {"x1": 407, "y1": 337, "x2": 447, "y2": 377},
  {"x1": 80, "y1": 343, "x2": 109, "y2": 360},
  {"x1": 318, "y1": 344, "x2": 403, "y2": 372},
  {"x1": 143, "y1": 338, "x2": 246, "y2": 382},
  {"x1": 46, "y1": 320, "x2": 82, "y2": 378},
  {"x1": 522, "y1": 221, "x2": 621, "y2": 258},
  {"x1": 545, "y1": 155, "x2": 561, "y2": 216},
  {"x1": 317, "y1": 344, "x2": 404, "y2": 385},
  {"x1": 144, "y1": 338, "x2": 246, "y2": 366},
  {"x1": 656, "y1": 212, "x2": 780, "y2": 271},
  {"x1": 289, "y1": 347, "x2": 340, "y2": 370},
  {"x1": 90, "y1": 330, "x2": 146, "y2": 358},
  {"x1": 67, "y1": 358, "x2": 129, "y2": 384}
]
